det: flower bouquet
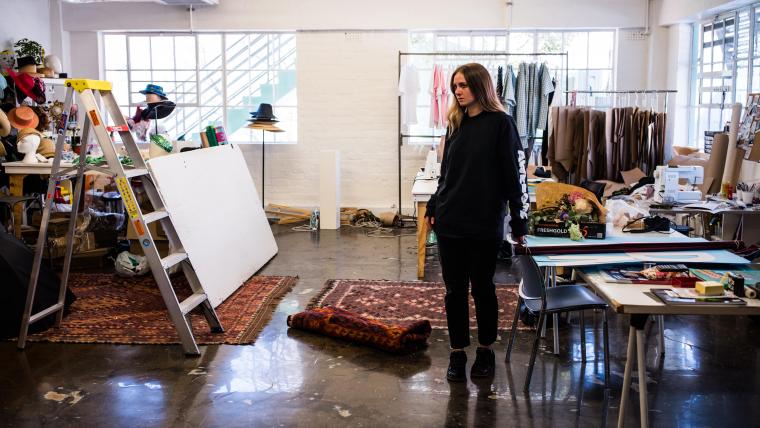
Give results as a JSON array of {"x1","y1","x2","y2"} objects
[{"x1": 529, "y1": 182, "x2": 608, "y2": 240}]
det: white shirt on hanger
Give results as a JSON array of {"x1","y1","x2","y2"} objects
[{"x1": 398, "y1": 64, "x2": 420, "y2": 133}]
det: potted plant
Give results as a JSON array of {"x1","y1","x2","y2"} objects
[{"x1": 13, "y1": 38, "x2": 45, "y2": 65}]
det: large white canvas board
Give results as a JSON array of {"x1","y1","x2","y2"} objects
[{"x1": 147, "y1": 145, "x2": 278, "y2": 307}]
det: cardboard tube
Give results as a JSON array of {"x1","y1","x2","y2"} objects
[
  {"x1": 722, "y1": 103, "x2": 742, "y2": 185},
  {"x1": 704, "y1": 133, "x2": 728, "y2": 194}
]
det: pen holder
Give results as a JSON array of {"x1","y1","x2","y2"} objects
[{"x1": 740, "y1": 190, "x2": 754, "y2": 204}]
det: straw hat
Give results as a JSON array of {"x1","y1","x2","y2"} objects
[
  {"x1": 16, "y1": 127, "x2": 45, "y2": 142},
  {"x1": 37, "y1": 137, "x2": 55, "y2": 158},
  {"x1": 17, "y1": 56, "x2": 43, "y2": 77},
  {"x1": 8, "y1": 106, "x2": 40, "y2": 130},
  {"x1": 0, "y1": 109, "x2": 10, "y2": 137},
  {"x1": 247, "y1": 121, "x2": 284, "y2": 132},
  {"x1": 534, "y1": 182, "x2": 607, "y2": 222}
]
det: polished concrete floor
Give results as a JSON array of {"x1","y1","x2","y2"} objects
[{"x1": 2, "y1": 224, "x2": 760, "y2": 427}]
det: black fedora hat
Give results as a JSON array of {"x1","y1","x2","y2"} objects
[
  {"x1": 141, "y1": 100, "x2": 176, "y2": 120},
  {"x1": 249, "y1": 103, "x2": 278, "y2": 122}
]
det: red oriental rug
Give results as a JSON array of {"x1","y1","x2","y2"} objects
[
  {"x1": 28, "y1": 273, "x2": 298, "y2": 345},
  {"x1": 310, "y1": 279, "x2": 526, "y2": 330}
]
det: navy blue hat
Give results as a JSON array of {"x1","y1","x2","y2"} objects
[
  {"x1": 248, "y1": 103, "x2": 278, "y2": 122},
  {"x1": 139, "y1": 84, "x2": 168, "y2": 100}
]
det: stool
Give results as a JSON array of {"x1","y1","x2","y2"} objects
[{"x1": 0, "y1": 194, "x2": 43, "y2": 236}]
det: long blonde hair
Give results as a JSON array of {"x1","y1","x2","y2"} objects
[{"x1": 446, "y1": 63, "x2": 505, "y2": 135}]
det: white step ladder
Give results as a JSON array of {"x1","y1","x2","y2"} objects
[{"x1": 17, "y1": 79, "x2": 223, "y2": 355}]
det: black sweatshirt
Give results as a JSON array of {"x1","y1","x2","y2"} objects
[{"x1": 426, "y1": 110, "x2": 529, "y2": 240}]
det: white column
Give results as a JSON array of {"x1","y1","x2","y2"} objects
[{"x1": 319, "y1": 149, "x2": 340, "y2": 229}]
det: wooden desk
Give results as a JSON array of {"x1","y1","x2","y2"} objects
[
  {"x1": 578, "y1": 268, "x2": 760, "y2": 428},
  {"x1": 411, "y1": 178, "x2": 437, "y2": 278},
  {"x1": 2, "y1": 161, "x2": 75, "y2": 238}
]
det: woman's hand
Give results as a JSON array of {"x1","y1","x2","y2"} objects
[
  {"x1": 425, "y1": 215, "x2": 435, "y2": 230},
  {"x1": 514, "y1": 235, "x2": 527, "y2": 246}
]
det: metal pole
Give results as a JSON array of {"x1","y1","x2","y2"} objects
[
  {"x1": 262, "y1": 129, "x2": 265, "y2": 209},
  {"x1": 398, "y1": 51, "x2": 402, "y2": 218}
]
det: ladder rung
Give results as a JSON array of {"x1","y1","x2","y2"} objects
[
  {"x1": 29, "y1": 303, "x2": 64, "y2": 324},
  {"x1": 143, "y1": 209, "x2": 168, "y2": 224},
  {"x1": 179, "y1": 292, "x2": 208, "y2": 315},
  {"x1": 161, "y1": 252, "x2": 188, "y2": 269},
  {"x1": 124, "y1": 168, "x2": 149, "y2": 178}
]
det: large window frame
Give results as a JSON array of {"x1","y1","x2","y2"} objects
[{"x1": 102, "y1": 31, "x2": 297, "y2": 144}]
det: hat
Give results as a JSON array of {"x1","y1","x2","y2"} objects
[
  {"x1": 44, "y1": 55, "x2": 63, "y2": 74},
  {"x1": 141, "y1": 100, "x2": 176, "y2": 120},
  {"x1": 0, "y1": 75, "x2": 7, "y2": 93},
  {"x1": 248, "y1": 103, "x2": 278, "y2": 122},
  {"x1": 5, "y1": 68, "x2": 46, "y2": 104},
  {"x1": 0, "y1": 109, "x2": 10, "y2": 137},
  {"x1": 139, "y1": 84, "x2": 168, "y2": 100},
  {"x1": 16, "y1": 127, "x2": 44, "y2": 142},
  {"x1": 16, "y1": 56, "x2": 43, "y2": 77},
  {"x1": 8, "y1": 106, "x2": 40, "y2": 130},
  {"x1": 37, "y1": 137, "x2": 55, "y2": 158},
  {"x1": 247, "y1": 121, "x2": 284, "y2": 132}
]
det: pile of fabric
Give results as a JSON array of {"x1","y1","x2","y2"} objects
[{"x1": 287, "y1": 306, "x2": 431, "y2": 354}]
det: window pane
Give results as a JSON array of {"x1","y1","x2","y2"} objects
[
  {"x1": 588, "y1": 32, "x2": 614, "y2": 68},
  {"x1": 150, "y1": 37, "x2": 174, "y2": 70},
  {"x1": 175, "y1": 36, "x2": 196, "y2": 69},
  {"x1": 104, "y1": 34, "x2": 127, "y2": 69},
  {"x1": 565, "y1": 32, "x2": 589, "y2": 68},
  {"x1": 509, "y1": 32, "x2": 535, "y2": 54},
  {"x1": 198, "y1": 34, "x2": 222, "y2": 70},
  {"x1": 128, "y1": 36, "x2": 150, "y2": 69}
]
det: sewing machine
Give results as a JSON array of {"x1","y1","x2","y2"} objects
[
  {"x1": 421, "y1": 147, "x2": 440, "y2": 179},
  {"x1": 654, "y1": 165, "x2": 704, "y2": 203}
]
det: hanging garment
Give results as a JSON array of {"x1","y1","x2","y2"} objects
[
  {"x1": 537, "y1": 63, "x2": 555, "y2": 133},
  {"x1": 587, "y1": 110, "x2": 607, "y2": 181},
  {"x1": 496, "y1": 66, "x2": 504, "y2": 103},
  {"x1": 515, "y1": 62, "x2": 530, "y2": 147},
  {"x1": 504, "y1": 65, "x2": 517, "y2": 117},
  {"x1": 398, "y1": 64, "x2": 420, "y2": 133},
  {"x1": 540, "y1": 78, "x2": 557, "y2": 166},
  {"x1": 429, "y1": 65, "x2": 449, "y2": 129}
]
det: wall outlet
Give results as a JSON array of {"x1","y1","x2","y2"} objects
[{"x1": 624, "y1": 30, "x2": 649, "y2": 41}]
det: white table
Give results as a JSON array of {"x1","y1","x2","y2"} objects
[
  {"x1": 578, "y1": 268, "x2": 759, "y2": 428},
  {"x1": 2, "y1": 161, "x2": 76, "y2": 237},
  {"x1": 527, "y1": 227, "x2": 713, "y2": 355}
]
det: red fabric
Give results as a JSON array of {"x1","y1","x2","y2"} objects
[{"x1": 287, "y1": 306, "x2": 431, "y2": 354}]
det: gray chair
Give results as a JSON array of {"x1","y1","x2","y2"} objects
[{"x1": 506, "y1": 255, "x2": 610, "y2": 393}]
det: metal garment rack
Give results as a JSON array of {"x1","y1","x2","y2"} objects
[
  {"x1": 565, "y1": 89, "x2": 677, "y2": 112},
  {"x1": 397, "y1": 51, "x2": 569, "y2": 218}
]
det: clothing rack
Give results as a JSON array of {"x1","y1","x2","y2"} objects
[
  {"x1": 565, "y1": 89, "x2": 677, "y2": 113},
  {"x1": 397, "y1": 51, "x2": 569, "y2": 218}
]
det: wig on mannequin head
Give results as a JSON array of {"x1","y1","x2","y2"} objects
[{"x1": 446, "y1": 63, "x2": 505, "y2": 136}]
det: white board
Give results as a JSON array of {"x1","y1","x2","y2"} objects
[{"x1": 147, "y1": 145, "x2": 278, "y2": 307}]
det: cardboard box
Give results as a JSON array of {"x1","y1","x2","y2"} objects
[{"x1": 533, "y1": 222, "x2": 607, "y2": 240}]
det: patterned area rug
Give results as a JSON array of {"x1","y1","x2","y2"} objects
[
  {"x1": 310, "y1": 279, "x2": 526, "y2": 330},
  {"x1": 28, "y1": 273, "x2": 298, "y2": 345}
]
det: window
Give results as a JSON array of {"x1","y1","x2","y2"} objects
[
  {"x1": 692, "y1": 13, "x2": 740, "y2": 148},
  {"x1": 404, "y1": 30, "x2": 616, "y2": 144},
  {"x1": 103, "y1": 32, "x2": 297, "y2": 144}
]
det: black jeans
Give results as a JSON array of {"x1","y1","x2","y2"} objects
[{"x1": 437, "y1": 235, "x2": 501, "y2": 349}]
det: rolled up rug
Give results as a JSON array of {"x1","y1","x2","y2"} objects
[{"x1": 287, "y1": 306, "x2": 431, "y2": 354}]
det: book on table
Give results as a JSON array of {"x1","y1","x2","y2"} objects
[
  {"x1": 600, "y1": 266, "x2": 691, "y2": 285},
  {"x1": 652, "y1": 289, "x2": 747, "y2": 306}
]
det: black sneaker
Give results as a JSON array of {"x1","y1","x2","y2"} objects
[
  {"x1": 470, "y1": 347, "x2": 495, "y2": 378},
  {"x1": 447, "y1": 351, "x2": 467, "y2": 382}
]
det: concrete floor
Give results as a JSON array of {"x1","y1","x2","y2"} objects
[{"x1": 2, "y1": 224, "x2": 760, "y2": 427}]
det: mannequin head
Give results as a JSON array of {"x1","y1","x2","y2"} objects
[
  {"x1": 18, "y1": 133, "x2": 41, "y2": 163},
  {"x1": 17, "y1": 128, "x2": 43, "y2": 163}
]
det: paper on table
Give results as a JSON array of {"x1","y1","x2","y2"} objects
[{"x1": 629, "y1": 252, "x2": 716, "y2": 262}]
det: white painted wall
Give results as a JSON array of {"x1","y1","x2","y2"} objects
[{"x1": 0, "y1": 0, "x2": 53, "y2": 56}]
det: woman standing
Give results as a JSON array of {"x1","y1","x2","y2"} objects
[{"x1": 425, "y1": 63, "x2": 529, "y2": 382}]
